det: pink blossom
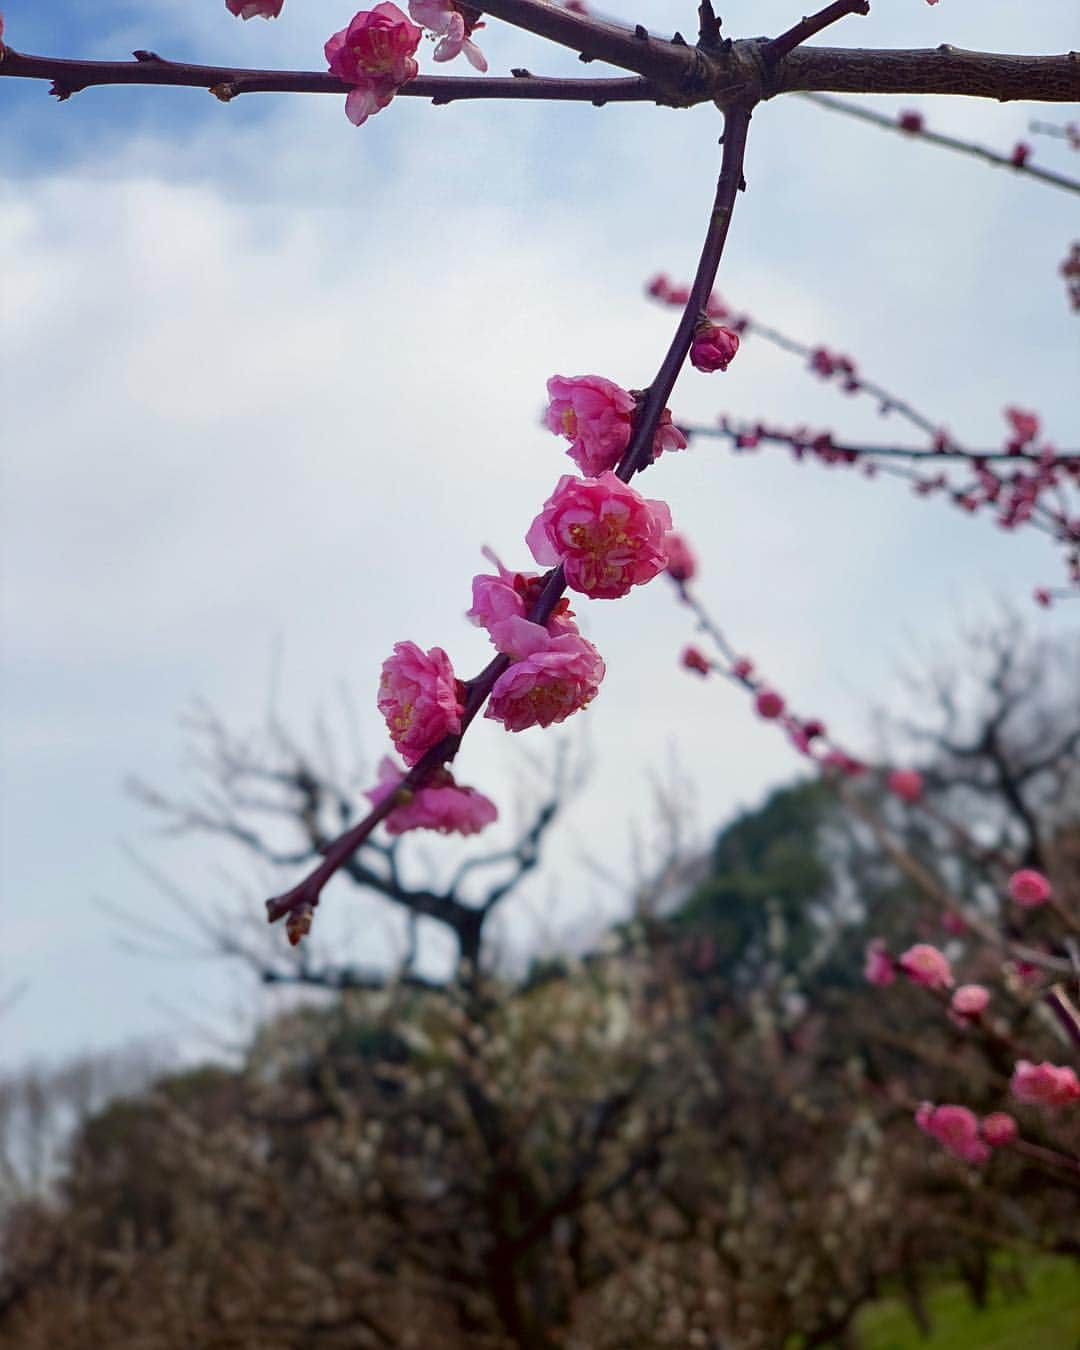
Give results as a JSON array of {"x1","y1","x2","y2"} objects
[
  {"x1": 486, "y1": 624, "x2": 604, "y2": 731},
  {"x1": 864, "y1": 938, "x2": 896, "y2": 987},
  {"x1": 689, "y1": 323, "x2": 740, "y2": 373},
  {"x1": 898, "y1": 943, "x2": 954, "y2": 990},
  {"x1": 980, "y1": 1112, "x2": 1018, "y2": 1147},
  {"x1": 325, "y1": 5, "x2": 421, "y2": 123},
  {"x1": 1008, "y1": 868, "x2": 1052, "y2": 907},
  {"x1": 526, "y1": 472, "x2": 672, "y2": 600},
  {"x1": 950, "y1": 984, "x2": 990, "y2": 1017},
  {"x1": 887, "y1": 768, "x2": 923, "y2": 803},
  {"x1": 916, "y1": 1104, "x2": 990, "y2": 1164},
  {"x1": 365, "y1": 757, "x2": 497, "y2": 835},
  {"x1": 377, "y1": 641, "x2": 463, "y2": 766},
  {"x1": 227, "y1": 0, "x2": 284, "y2": 16},
  {"x1": 822, "y1": 749, "x2": 866, "y2": 777},
  {"x1": 409, "y1": 0, "x2": 487, "y2": 70},
  {"x1": 664, "y1": 531, "x2": 697, "y2": 583},
  {"x1": 682, "y1": 646, "x2": 710, "y2": 676},
  {"x1": 544, "y1": 375, "x2": 635, "y2": 476},
  {"x1": 326, "y1": 4, "x2": 422, "y2": 81},
  {"x1": 898, "y1": 110, "x2": 924, "y2": 133},
  {"x1": 1011, "y1": 1060, "x2": 1080, "y2": 1106},
  {"x1": 755, "y1": 689, "x2": 785, "y2": 720},
  {"x1": 467, "y1": 548, "x2": 577, "y2": 646}
]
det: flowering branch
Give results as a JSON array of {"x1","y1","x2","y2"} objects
[
  {"x1": 265, "y1": 101, "x2": 754, "y2": 943},
  {"x1": 800, "y1": 92, "x2": 1080, "y2": 197},
  {"x1": 685, "y1": 423, "x2": 1080, "y2": 467},
  {"x1": 0, "y1": 46, "x2": 657, "y2": 106}
]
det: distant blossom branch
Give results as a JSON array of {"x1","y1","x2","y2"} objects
[{"x1": 801, "y1": 92, "x2": 1080, "y2": 197}]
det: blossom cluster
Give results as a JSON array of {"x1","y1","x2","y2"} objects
[
  {"x1": 864, "y1": 866, "x2": 1079, "y2": 1166},
  {"x1": 371, "y1": 372, "x2": 687, "y2": 836},
  {"x1": 915, "y1": 1103, "x2": 1014, "y2": 1165}
]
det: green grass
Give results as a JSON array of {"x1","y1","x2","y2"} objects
[{"x1": 856, "y1": 1255, "x2": 1079, "y2": 1349}]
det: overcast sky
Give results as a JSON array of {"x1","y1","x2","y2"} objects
[{"x1": 2, "y1": 0, "x2": 1077, "y2": 1069}]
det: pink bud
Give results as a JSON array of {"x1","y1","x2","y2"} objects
[
  {"x1": 1033, "y1": 588, "x2": 1053, "y2": 608},
  {"x1": 864, "y1": 938, "x2": 895, "y2": 987},
  {"x1": 898, "y1": 110, "x2": 924, "y2": 133},
  {"x1": 664, "y1": 531, "x2": 697, "y2": 583},
  {"x1": 898, "y1": 943, "x2": 954, "y2": 990},
  {"x1": 1010, "y1": 141, "x2": 1031, "y2": 168},
  {"x1": 689, "y1": 323, "x2": 740, "y2": 374},
  {"x1": 682, "y1": 646, "x2": 710, "y2": 676},
  {"x1": 980, "y1": 1112, "x2": 1018, "y2": 1147},
  {"x1": 887, "y1": 769, "x2": 923, "y2": 803},
  {"x1": 732, "y1": 657, "x2": 754, "y2": 680},
  {"x1": 950, "y1": 984, "x2": 990, "y2": 1018},
  {"x1": 1008, "y1": 868, "x2": 1052, "y2": 907},
  {"x1": 754, "y1": 689, "x2": 784, "y2": 720}
]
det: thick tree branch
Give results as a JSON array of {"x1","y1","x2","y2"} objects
[
  {"x1": 775, "y1": 46, "x2": 1080, "y2": 102},
  {"x1": 462, "y1": 0, "x2": 698, "y2": 84},
  {"x1": 3, "y1": 43, "x2": 1078, "y2": 109}
]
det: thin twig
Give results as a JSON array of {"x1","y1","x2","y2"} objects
[
  {"x1": 0, "y1": 47, "x2": 658, "y2": 106},
  {"x1": 764, "y1": 0, "x2": 869, "y2": 68}
]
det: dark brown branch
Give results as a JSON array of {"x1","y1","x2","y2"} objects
[
  {"x1": 776, "y1": 45, "x2": 1080, "y2": 103},
  {"x1": 0, "y1": 47, "x2": 658, "y2": 106},
  {"x1": 4, "y1": 42, "x2": 1078, "y2": 110},
  {"x1": 764, "y1": 0, "x2": 869, "y2": 67},
  {"x1": 801, "y1": 91, "x2": 1080, "y2": 197},
  {"x1": 461, "y1": 0, "x2": 697, "y2": 84}
]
